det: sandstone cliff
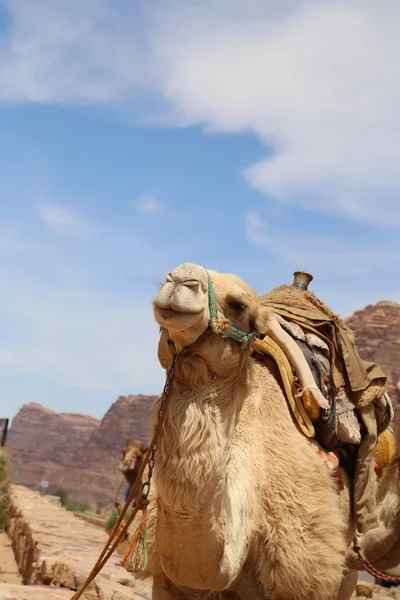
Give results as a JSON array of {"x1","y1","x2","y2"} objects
[
  {"x1": 6, "y1": 396, "x2": 156, "y2": 508},
  {"x1": 73, "y1": 395, "x2": 154, "y2": 467},
  {"x1": 7, "y1": 403, "x2": 99, "y2": 465},
  {"x1": 346, "y1": 300, "x2": 400, "y2": 409}
]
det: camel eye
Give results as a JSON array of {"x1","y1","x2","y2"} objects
[{"x1": 228, "y1": 301, "x2": 246, "y2": 314}]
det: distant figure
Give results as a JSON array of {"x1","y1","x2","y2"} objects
[{"x1": 115, "y1": 439, "x2": 148, "y2": 512}]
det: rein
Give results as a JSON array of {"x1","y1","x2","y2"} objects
[{"x1": 353, "y1": 537, "x2": 400, "y2": 583}]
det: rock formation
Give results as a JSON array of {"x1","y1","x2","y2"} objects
[
  {"x1": 6, "y1": 396, "x2": 156, "y2": 508},
  {"x1": 7, "y1": 403, "x2": 99, "y2": 465},
  {"x1": 346, "y1": 300, "x2": 400, "y2": 411},
  {"x1": 73, "y1": 395, "x2": 153, "y2": 468}
]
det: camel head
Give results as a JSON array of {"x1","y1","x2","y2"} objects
[
  {"x1": 119, "y1": 438, "x2": 148, "y2": 485},
  {"x1": 153, "y1": 262, "x2": 274, "y2": 381}
]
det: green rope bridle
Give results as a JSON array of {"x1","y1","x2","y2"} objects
[{"x1": 160, "y1": 272, "x2": 256, "y2": 350}]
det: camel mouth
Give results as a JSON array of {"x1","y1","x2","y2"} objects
[{"x1": 154, "y1": 306, "x2": 203, "y2": 330}]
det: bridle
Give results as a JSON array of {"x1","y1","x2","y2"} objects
[{"x1": 161, "y1": 272, "x2": 257, "y2": 352}]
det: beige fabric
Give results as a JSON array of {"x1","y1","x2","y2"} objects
[
  {"x1": 335, "y1": 388, "x2": 361, "y2": 445},
  {"x1": 354, "y1": 404, "x2": 379, "y2": 534},
  {"x1": 275, "y1": 313, "x2": 306, "y2": 342},
  {"x1": 276, "y1": 314, "x2": 361, "y2": 445},
  {"x1": 257, "y1": 311, "x2": 329, "y2": 411},
  {"x1": 260, "y1": 285, "x2": 387, "y2": 404}
]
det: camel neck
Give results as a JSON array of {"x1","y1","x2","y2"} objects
[
  {"x1": 155, "y1": 374, "x2": 245, "y2": 509},
  {"x1": 152, "y1": 370, "x2": 250, "y2": 589}
]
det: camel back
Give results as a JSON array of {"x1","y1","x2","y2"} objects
[{"x1": 260, "y1": 285, "x2": 386, "y2": 408}]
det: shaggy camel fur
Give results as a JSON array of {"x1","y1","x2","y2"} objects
[{"x1": 139, "y1": 263, "x2": 399, "y2": 600}]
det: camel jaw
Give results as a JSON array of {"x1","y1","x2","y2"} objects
[{"x1": 153, "y1": 306, "x2": 205, "y2": 332}]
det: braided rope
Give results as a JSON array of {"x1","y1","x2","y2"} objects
[{"x1": 353, "y1": 539, "x2": 400, "y2": 584}]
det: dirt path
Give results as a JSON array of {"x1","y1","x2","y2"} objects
[
  {"x1": 0, "y1": 532, "x2": 21, "y2": 585},
  {"x1": 8, "y1": 485, "x2": 151, "y2": 599}
]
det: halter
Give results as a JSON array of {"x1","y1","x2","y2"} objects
[
  {"x1": 206, "y1": 273, "x2": 256, "y2": 349},
  {"x1": 160, "y1": 272, "x2": 256, "y2": 350}
]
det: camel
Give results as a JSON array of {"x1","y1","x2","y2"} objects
[
  {"x1": 138, "y1": 262, "x2": 400, "y2": 600},
  {"x1": 116, "y1": 439, "x2": 148, "y2": 512}
]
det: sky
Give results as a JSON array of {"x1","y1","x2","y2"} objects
[{"x1": 0, "y1": 0, "x2": 399, "y2": 422}]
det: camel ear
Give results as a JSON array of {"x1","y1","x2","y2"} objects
[
  {"x1": 140, "y1": 443, "x2": 149, "y2": 456},
  {"x1": 253, "y1": 305, "x2": 275, "y2": 335}
]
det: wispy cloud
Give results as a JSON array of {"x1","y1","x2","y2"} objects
[
  {"x1": 38, "y1": 203, "x2": 92, "y2": 238},
  {"x1": 2, "y1": 1, "x2": 397, "y2": 225},
  {"x1": 151, "y1": 0, "x2": 400, "y2": 226},
  {"x1": 133, "y1": 193, "x2": 161, "y2": 216}
]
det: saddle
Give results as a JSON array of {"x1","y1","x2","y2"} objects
[{"x1": 255, "y1": 272, "x2": 396, "y2": 536}]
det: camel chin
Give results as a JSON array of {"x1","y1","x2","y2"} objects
[{"x1": 153, "y1": 307, "x2": 203, "y2": 331}]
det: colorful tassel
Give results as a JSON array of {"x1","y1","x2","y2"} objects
[{"x1": 122, "y1": 508, "x2": 148, "y2": 572}]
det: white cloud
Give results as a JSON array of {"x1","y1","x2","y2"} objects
[
  {"x1": 133, "y1": 193, "x2": 161, "y2": 215},
  {"x1": 150, "y1": 0, "x2": 400, "y2": 226},
  {"x1": 38, "y1": 203, "x2": 92, "y2": 238},
  {"x1": 0, "y1": 0, "x2": 149, "y2": 103},
  {"x1": 1, "y1": 1, "x2": 400, "y2": 226}
]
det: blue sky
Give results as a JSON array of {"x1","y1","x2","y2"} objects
[{"x1": 0, "y1": 0, "x2": 399, "y2": 422}]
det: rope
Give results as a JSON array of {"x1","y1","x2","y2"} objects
[
  {"x1": 353, "y1": 538, "x2": 400, "y2": 584},
  {"x1": 207, "y1": 272, "x2": 256, "y2": 349},
  {"x1": 207, "y1": 272, "x2": 218, "y2": 320},
  {"x1": 122, "y1": 497, "x2": 149, "y2": 570},
  {"x1": 70, "y1": 353, "x2": 177, "y2": 600}
]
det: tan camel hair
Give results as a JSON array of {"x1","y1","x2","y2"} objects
[{"x1": 136, "y1": 263, "x2": 399, "y2": 600}]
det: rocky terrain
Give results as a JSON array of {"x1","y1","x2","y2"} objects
[
  {"x1": 6, "y1": 396, "x2": 156, "y2": 508},
  {"x1": 347, "y1": 301, "x2": 400, "y2": 407},
  {"x1": 352, "y1": 581, "x2": 400, "y2": 598},
  {"x1": 3, "y1": 484, "x2": 151, "y2": 599}
]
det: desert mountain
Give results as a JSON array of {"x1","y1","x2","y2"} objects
[
  {"x1": 346, "y1": 300, "x2": 400, "y2": 408},
  {"x1": 6, "y1": 396, "x2": 156, "y2": 507}
]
